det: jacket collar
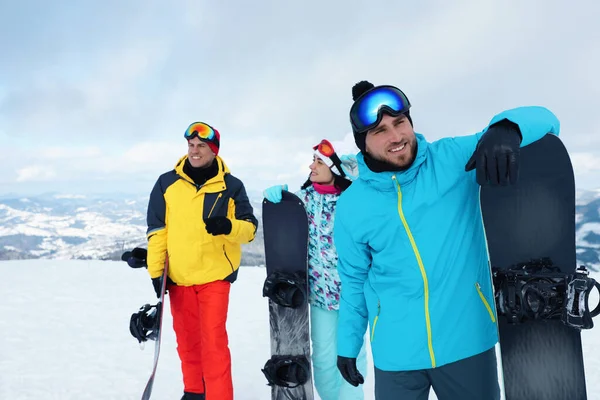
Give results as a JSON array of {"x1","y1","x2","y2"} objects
[
  {"x1": 174, "y1": 155, "x2": 230, "y2": 191},
  {"x1": 356, "y1": 133, "x2": 429, "y2": 191}
]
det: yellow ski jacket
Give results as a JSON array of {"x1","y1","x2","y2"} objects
[{"x1": 146, "y1": 155, "x2": 258, "y2": 285}]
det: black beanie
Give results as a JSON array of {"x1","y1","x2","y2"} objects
[{"x1": 351, "y1": 80, "x2": 412, "y2": 153}]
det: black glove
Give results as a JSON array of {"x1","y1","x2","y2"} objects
[
  {"x1": 126, "y1": 247, "x2": 147, "y2": 269},
  {"x1": 151, "y1": 275, "x2": 175, "y2": 298},
  {"x1": 465, "y1": 119, "x2": 522, "y2": 186},
  {"x1": 337, "y1": 356, "x2": 364, "y2": 387},
  {"x1": 205, "y1": 216, "x2": 232, "y2": 236},
  {"x1": 151, "y1": 277, "x2": 163, "y2": 298},
  {"x1": 121, "y1": 247, "x2": 147, "y2": 269}
]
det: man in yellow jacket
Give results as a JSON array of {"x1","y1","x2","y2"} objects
[{"x1": 146, "y1": 121, "x2": 258, "y2": 400}]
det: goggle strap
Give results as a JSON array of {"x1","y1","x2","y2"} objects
[
  {"x1": 315, "y1": 151, "x2": 346, "y2": 178},
  {"x1": 186, "y1": 132, "x2": 220, "y2": 147},
  {"x1": 329, "y1": 153, "x2": 346, "y2": 178}
]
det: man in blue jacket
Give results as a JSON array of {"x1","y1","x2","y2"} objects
[{"x1": 334, "y1": 81, "x2": 560, "y2": 400}]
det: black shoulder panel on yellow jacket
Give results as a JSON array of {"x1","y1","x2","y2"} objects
[{"x1": 147, "y1": 170, "x2": 180, "y2": 237}]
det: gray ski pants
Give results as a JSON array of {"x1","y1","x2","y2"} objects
[{"x1": 374, "y1": 347, "x2": 500, "y2": 400}]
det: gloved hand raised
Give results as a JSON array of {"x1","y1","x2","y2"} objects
[
  {"x1": 340, "y1": 154, "x2": 359, "y2": 181},
  {"x1": 337, "y1": 356, "x2": 365, "y2": 387},
  {"x1": 263, "y1": 184, "x2": 288, "y2": 203},
  {"x1": 204, "y1": 216, "x2": 232, "y2": 236},
  {"x1": 465, "y1": 119, "x2": 522, "y2": 186}
]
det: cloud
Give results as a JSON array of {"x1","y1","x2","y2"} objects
[
  {"x1": 121, "y1": 141, "x2": 183, "y2": 167},
  {"x1": 331, "y1": 133, "x2": 359, "y2": 156},
  {"x1": 1, "y1": 0, "x2": 599, "y2": 194},
  {"x1": 0, "y1": 39, "x2": 169, "y2": 140},
  {"x1": 16, "y1": 165, "x2": 57, "y2": 182},
  {"x1": 571, "y1": 152, "x2": 600, "y2": 174},
  {"x1": 43, "y1": 147, "x2": 103, "y2": 160}
]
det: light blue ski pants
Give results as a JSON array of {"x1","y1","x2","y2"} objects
[{"x1": 310, "y1": 304, "x2": 368, "y2": 400}]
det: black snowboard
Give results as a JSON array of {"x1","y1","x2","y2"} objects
[
  {"x1": 480, "y1": 134, "x2": 588, "y2": 400},
  {"x1": 261, "y1": 191, "x2": 314, "y2": 400}
]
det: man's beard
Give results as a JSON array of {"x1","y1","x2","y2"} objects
[{"x1": 363, "y1": 140, "x2": 418, "y2": 173}]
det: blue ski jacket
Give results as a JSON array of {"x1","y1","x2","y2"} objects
[{"x1": 334, "y1": 106, "x2": 560, "y2": 371}]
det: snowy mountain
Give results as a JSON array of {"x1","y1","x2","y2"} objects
[
  {"x1": 576, "y1": 189, "x2": 600, "y2": 270},
  {"x1": 1, "y1": 189, "x2": 599, "y2": 271},
  {"x1": 0, "y1": 192, "x2": 265, "y2": 266},
  {"x1": 0, "y1": 193, "x2": 147, "y2": 260}
]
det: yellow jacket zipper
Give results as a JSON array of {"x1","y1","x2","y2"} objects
[
  {"x1": 392, "y1": 175, "x2": 436, "y2": 368},
  {"x1": 476, "y1": 282, "x2": 497, "y2": 323},
  {"x1": 371, "y1": 300, "x2": 380, "y2": 342},
  {"x1": 207, "y1": 193, "x2": 223, "y2": 218}
]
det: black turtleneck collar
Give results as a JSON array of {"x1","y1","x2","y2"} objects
[{"x1": 183, "y1": 158, "x2": 219, "y2": 186}]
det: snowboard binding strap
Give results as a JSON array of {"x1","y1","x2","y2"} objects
[
  {"x1": 563, "y1": 266, "x2": 600, "y2": 329},
  {"x1": 262, "y1": 271, "x2": 307, "y2": 308},
  {"x1": 261, "y1": 355, "x2": 310, "y2": 388},
  {"x1": 129, "y1": 302, "x2": 162, "y2": 343},
  {"x1": 493, "y1": 258, "x2": 600, "y2": 330}
]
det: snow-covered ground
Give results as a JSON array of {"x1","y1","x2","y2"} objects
[{"x1": 0, "y1": 260, "x2": 598, "y2": 399}]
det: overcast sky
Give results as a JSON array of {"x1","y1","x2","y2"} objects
[{"x1": 1, "y1": 0, "x2": 599, "y2": 198}]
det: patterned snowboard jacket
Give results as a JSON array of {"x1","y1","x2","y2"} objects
[{"x1": 296, "y1": 185, "x2": 343, "y2": 311}]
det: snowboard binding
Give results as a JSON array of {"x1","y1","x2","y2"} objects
[
  {"x1": 262, "y1": 271, "x2": 307, "y2": 308},
  {"x1": 129, "y1": 302, "x2": 162, "y2": 343},
  {"x1": 261, "y1": 355, "x2": 310, "y2": 388},
  {"x1": 563, "y1": 265, "x2": 600, "y2": 329},
  {"x1": 493, "y1": 258, "x2": 600, "y2": 330}
]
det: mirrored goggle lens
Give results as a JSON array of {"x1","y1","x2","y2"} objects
[
  {"x1": 350, "y1": 86, "x2": 411, "y2": 132},
  {"x1": 184, "y1": 122, "x2": 215, "y2": 140},
  {"x1": 314, "y1": 140, "x2": 335, "y2": 157}
]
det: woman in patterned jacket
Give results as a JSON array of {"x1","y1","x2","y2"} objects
[{"x1": 263, "y1": 139, "x2": 368, "y2": 400}]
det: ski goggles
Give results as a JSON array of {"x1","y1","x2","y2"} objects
[
  {"x1": 313, "y1": 139, "x2": 345, "y2": 177},
  {"x1": 184, "y1": 122, "x2": 216, "y2": 141},
  {"x1": 313, "y1": 139, "x2": 335, "y2": 158},
  {"x1": 349, "y1": 85, "x2": 411, "y2": 133}
]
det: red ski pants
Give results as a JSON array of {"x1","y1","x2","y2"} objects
[{"x1": 169, "y1": 280, "x2": 233, "y2": 400}]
